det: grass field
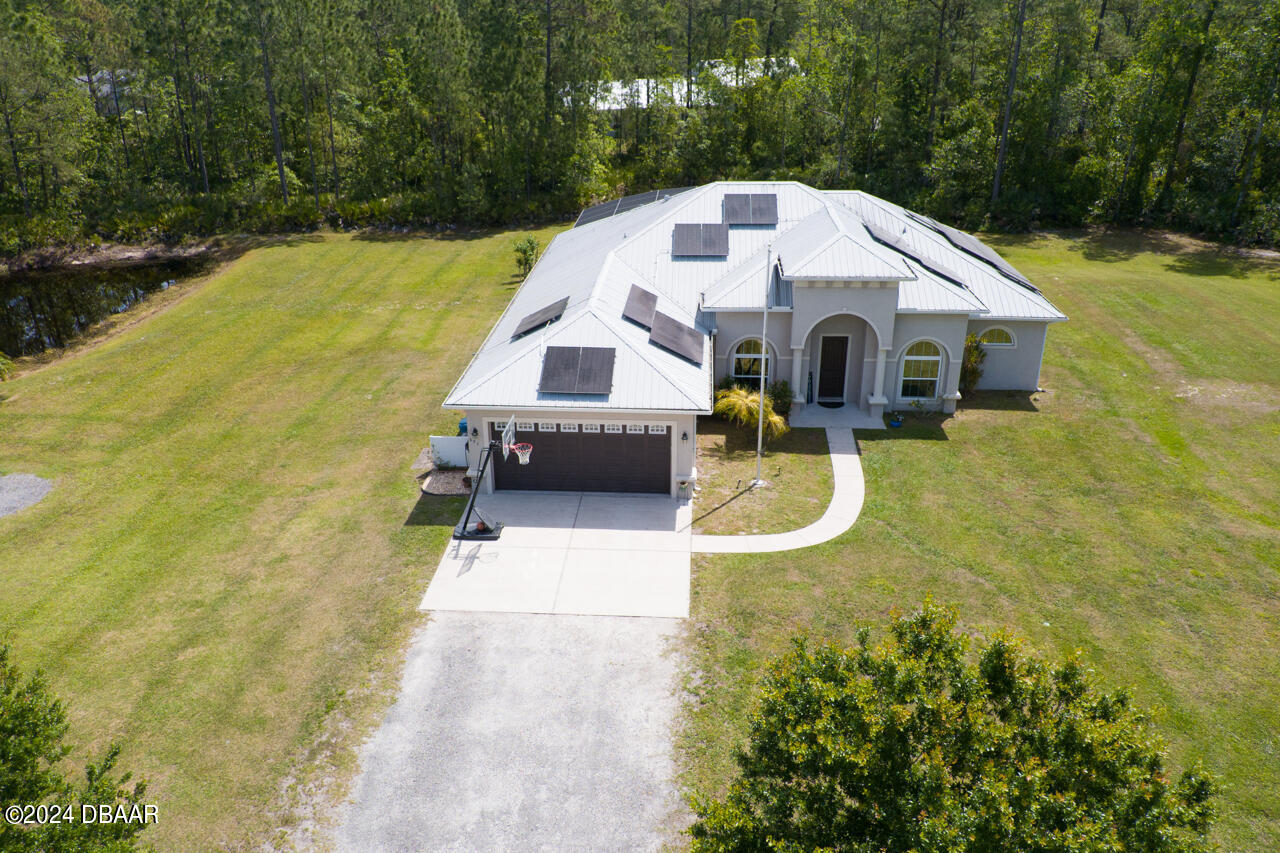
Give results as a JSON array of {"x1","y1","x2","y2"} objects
[
  {"x1": 681, "y1": 231, "x2": 1280, "y2": 851},
  {"x1": 692, "y1": 422, "x2": 832, "y2": 535},
  {"x1": 0, "y1": 227, "x2": 561, "y2": 850}
]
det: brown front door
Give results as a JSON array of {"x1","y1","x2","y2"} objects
[{"x1": 817, "y1": 336, "x2": 848, "y2": 400}]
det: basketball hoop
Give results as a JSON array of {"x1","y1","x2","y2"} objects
[{"x1": 510, "y1": 442, "x2": 533, "y2": 465}]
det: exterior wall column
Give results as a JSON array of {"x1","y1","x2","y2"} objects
[
  {"x1": 868, "y1": 346, "x2": 890, "y2": 417},
  {"x1": 789, "y1": 346, "x2": 804, "y2": 401},
  {"x1": 941, "y1": 352, "x2": 962, "y2": 413}
]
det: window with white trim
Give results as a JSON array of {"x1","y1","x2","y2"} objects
[
  {"x1": 900, "y1": 341, "x2": 942, "y2": 399},
  {"x1": 626, "y1": 424, "x2": 645, "y2": 434},
  {"x1": 648, "y1": 424, "x2": 667, "y2": 434},
  {"x1": 538, "y1": 422, "x2": 556, "y2": 431},
  {"x1": 731, "y1": 338, "x2": 770, "y2": 383},
  {"x1": 978, "y1": 327, "x2": 1015, "y2": 347},
  {"x1": 604, "y1": 423, "x2": 623, "y2": 433},
  {"x1": 559, "y1": 423, "x2": 578, "y2": 432},
  {"x1": 516, "y1": 421, "x2": 535, "y2": 431},
  {"x1": 582, "y1": 423, "x2": 600, "y2": 432}
]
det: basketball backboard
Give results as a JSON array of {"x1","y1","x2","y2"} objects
[{"x1": 500, "y1": 415, "x2": 515, "y2": 462}]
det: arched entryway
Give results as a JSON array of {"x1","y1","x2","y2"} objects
[{"x1": 798, "y1": 313, "x2": 879, "y2": 409}]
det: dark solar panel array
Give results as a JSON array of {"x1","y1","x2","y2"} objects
[
  {"x1": 622, "y1": 284, "x2": 658, "y2": 329},
  {"x1": 863, "y1": 223, "x2": 969, "y2": 289},
  {"x1": 574, "y1": 187, "x2": 693, "y2": 227},
  {"x1": 722, "y1": 193, "x2": 778, "y2": 225},
  {"x1": 905, "y1": 210, "x2": 1040, "y2": 293},
  {"x1": 538, "y1": 346, "x2": 616, "y2": 394},
  {"x1": 672, "y1": 223, "x2": 729, "y2": 256},
  {"x1": 511, "y1": 296, "x2": 570, "y2": 339},
  {"x1": 648, "y1": 312, "x2": 704, "y2": 364}
]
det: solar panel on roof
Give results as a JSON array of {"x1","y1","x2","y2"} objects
[
  {"x1": 672, "y1": 223, "x2": 702, "y2": 256},
  {"x1": 701, "y1": 223, "x2": 729, "y2": 255},
  {"x1": 575, "y1": 347, "x2": 615, "y2": 393},
  {"x1": 537, "y1": 346, "x2": 615, "y2": 394},
  {"x1": 622, "y1": 284, "x2": 658, "y2": 329},
  {"x1": 750, "y1": 193, "x2": 778, "y2": 225},
  {"x1": 649, "y1": 312, "x2": 704, "y2": 364},
  {"x1": 573, "y1": 187, "x2": 693, "y2": 227},
  {"x1": 863, "y1": 224, "x2": 968, "y2": 289},
  {"x1": 723, "y1": 194, "x2": 751, "y2": 224},
  {"x1": 512, "y1": 296, "x2": 569, "y2": 339},
  {"x1": 905, "y1": 210, "x2": 1040, "y2": 293},
  {"x1": 723, "y1": 193, "x2": 778, "y2": 226}
]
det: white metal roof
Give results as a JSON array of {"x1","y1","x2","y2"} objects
[{"x1": 444, "y1": 181, "x2": 1063, "y2": 413}]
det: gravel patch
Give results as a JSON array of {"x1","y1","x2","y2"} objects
[
  {"x1": 335, "y1": 612, "x2": 687, "y2": 852},
  {"x1": 0, "y1": 474, "x2": 52, "y2": 518}
]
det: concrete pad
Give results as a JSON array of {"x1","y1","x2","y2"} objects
[
  {"x1": 336, "y1": 612, "x2": 686, "y2": 852},
  {"x1": 553, "y1": 549, "x2": 690, "y2": 618},
  {"x1": 421, "y1": 493, "x2": 692, "y2": 617}
]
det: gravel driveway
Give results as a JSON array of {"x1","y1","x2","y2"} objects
[{"x1": 336, "y1": 611, "x2": 686, "y2": 852}]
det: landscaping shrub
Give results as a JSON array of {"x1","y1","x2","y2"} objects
[
  {"x1": 691, "y1": 601, "x2": 1217, "y2": 853},
  {"x1": 713, "y1": 386, "x2": 788, "y2": 440},
  {"x1": 959, "y1": 332, "x2": 986, "y2": 396},
  {"x1": 766, "y1": 379, "x2": 792, "y2": 418}
]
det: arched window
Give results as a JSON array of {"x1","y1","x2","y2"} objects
[
  {"x1": 731, "y1": 339, "x2": 770, "y2": 383},
  {"x1": 978, "y1": 327, "x2": 1015, "y2": 347},
  {"x1": 900, "y1": 341, "x2": 942, "y2": 399}
]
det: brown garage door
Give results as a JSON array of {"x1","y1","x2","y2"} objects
[{"x1": 491, "y1": 421, "x2": 671, "y2": 493}]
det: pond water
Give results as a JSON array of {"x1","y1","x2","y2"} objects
[{"x1": 1, "y1": 254, "x2": 218, "y2": 356}]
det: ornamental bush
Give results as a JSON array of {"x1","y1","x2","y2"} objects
[
  {"x1": 691, "y1": 602, "x2": 1215, "y2": 853},
  {"x1": 0, "y1": 645, "x2": 149, "y2": 852},
  {"x1": 959, "y1": 332, "x2": 986, "y2": 396}
]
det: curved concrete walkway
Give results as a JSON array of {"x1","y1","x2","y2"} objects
[{"x1": 691, "y1": 427, "x2": 864, "y2": 554}]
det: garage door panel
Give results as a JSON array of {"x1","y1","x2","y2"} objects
[{"x1": 492, "y1": 422, "x2": 670, "y2": 493}]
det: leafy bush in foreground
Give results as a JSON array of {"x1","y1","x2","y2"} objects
[
  {"x1": 691, "y1": 602, "x2": 1215, "y2": 853},
  {"x1": 0, "y1": 645, "x2": 150, "y2": 852}
]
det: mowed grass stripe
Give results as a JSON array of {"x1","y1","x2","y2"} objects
[{"x1": 0, "y1": 227, "x2": 563, "y2": 849}]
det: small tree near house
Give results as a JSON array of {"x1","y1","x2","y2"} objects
[
  {"x1": 691, "y1": 601, "x2": 1216, "y2": 853},
  {"x1": 513, "y1": 236, "x2": 541, "y2": 279},
  {"x1": 959, "y1": 332, "x2": 986, "y2": 396}
]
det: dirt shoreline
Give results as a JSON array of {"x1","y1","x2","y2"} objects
[{"x1": 1, "y1": 239, "x2": 227, "y2": 274}]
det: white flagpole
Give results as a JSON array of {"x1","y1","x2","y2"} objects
[{"x1": 755, "y1": 246, "x2": 771, "y2": 486}]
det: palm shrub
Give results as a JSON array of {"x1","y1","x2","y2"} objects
[
  {"x1": 690, "y1": 601, "x2": 1216, "y2": 853},
  {"x1": 714, "y1": 386, "x2": 789, "y2": 440},
  {"x1": 959, "y1": 332, "x2": 986, "y2": 396},
  {"x1": 0, "y1": 352, "x2": 13, "y2": 381}
]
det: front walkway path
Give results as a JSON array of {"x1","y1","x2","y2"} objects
[{"x1": 691, "y1": 427, "x2": 865, "y2": 554}]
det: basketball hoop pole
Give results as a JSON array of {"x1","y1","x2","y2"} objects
[{"x1": 453, "y1": 438, "x2": 505, "y2": 541}]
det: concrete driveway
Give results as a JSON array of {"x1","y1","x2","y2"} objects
[
  {"x1": 336, "y1": 612, "x2": 685, "y2": 853},
  {"x1": 420, "y1": 492, "x2": 691, "y2": 618}
]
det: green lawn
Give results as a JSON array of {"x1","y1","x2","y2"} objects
[
  {"x1": 0, "y1": 227, "x2": 562, "y2": 850},
  {"x1": 692, "y1": 422, "x2": 832, "y2": 535},
  {"x1": 682, "y1": 231, "x2": 1280, "y2": 851}
]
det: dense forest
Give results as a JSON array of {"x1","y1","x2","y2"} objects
[{"x1": 1, "y1": 0, "x2": 1278, "y2": 256}]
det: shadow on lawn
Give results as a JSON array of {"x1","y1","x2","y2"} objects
[
  {"x1": 959, "y1": 390, "x2": 1040, "y2": 412},
  {"x1": 856, "y1": 416, "x2": 950, "y2": 443},
  {"x1": 693, "y1": 486, "x2": 754, "y2": 526},
  {"x1": 403, "y1": 489, "x2": 466, "y2": 527}
]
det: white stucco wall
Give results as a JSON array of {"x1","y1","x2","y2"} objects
[
  {"x1": 459, "y1": 408, "x2": 699, "y2": 497},
  {"x1": 712, "y1": 311, "x2": 795, "y2": 387},
  {"x1": 887, "y1": 314, "x2": 969, "y2": 412},
  {"x1": 966, "y1": 319, "x2": 1049, "y2": 391}
]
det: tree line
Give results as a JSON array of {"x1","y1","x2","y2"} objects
[{"x1": 1, "y1": 0, "x2": 1277, "y2": 256}]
